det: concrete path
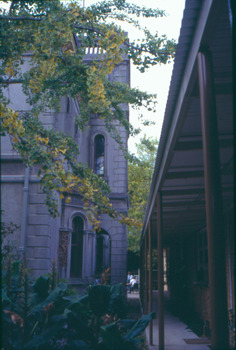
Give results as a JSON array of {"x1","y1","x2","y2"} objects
[{"x1": 128, "y1": 291, "x2": 211, "y2": 350}]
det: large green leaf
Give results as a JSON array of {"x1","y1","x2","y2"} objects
[
  {"x1": 88, "y1": 285, "x2": 111, "y2": 317},
  {"x1": 63, "y1": 294, "x2": 88, "y2": 307},
  {"x1": 100, "y1": 322, "x2": 123, "y2": 349},
  {"x1": 108, "y1": 283, "x2": 125, "y2": 316},
  {"x1": 63, "y1": 294, "x2": 89, "y2": 318},
  {"x1": 1, "y1": 288, "x2": 17, "y2": 308},
  {"x1": 41, "y1": 283, "x2": 67, "y2": 305},
  {"x1": 33, "y1": 275, "x2": 50, "y2": 300},
  {"x1": 25, "y1": 308, "x2": 92, "y2": 349},
  {"x1": 109, "y1": 284, "x2": 121, "y2": 306},
  {"x1": 69, "y1": 339, "x2": 90, "y2": 349},
  {"x1": 30, "y1": 283, "x2": 68, "y2": 316},
  {"x1": 117, "y1": 318, "x2": 136, "y2": 330},
  {"x1": 124, "y1": 312, "x2": 156, "y2": 341},
  {"x1": 61, "y1": 308, "x2": 96, "y2": 346},
  {"x1": 24, "y1": 323, "x2": 61, "y2": 349}
]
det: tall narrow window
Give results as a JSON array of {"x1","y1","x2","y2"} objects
[
  {"x1": 96, "y1": 235, "x2": 104, "y2": 274},
  {"x1": 94, "y1": 134, "x2": 105, "y2": 175},
  {"x1": 96, "y1": 229, "x2": 111, "y2": 276},
  {"x1": 70, "y1": 216, "x2": 83, "y2": 278}
]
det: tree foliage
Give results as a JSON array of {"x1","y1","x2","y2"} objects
[
  {"x1": 0, "y1": 0, "x2": 175, "y2": 228},
  {"x1": 127, "y1": 135, "x2": 158, "y2": 253}
]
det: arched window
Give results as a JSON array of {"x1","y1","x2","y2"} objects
[
  {"x1": 96, "y1": 229, "x2": 111, "y2": 275},
  {"x1": 96, "y1": 235, "x2": 104, "y2": 274},
  {"x1": 94, "y1": 134, "x2": 105, "y2": 175},
  {"x1": 70, "y1": 216, "x2": 84, "y2": 278}
]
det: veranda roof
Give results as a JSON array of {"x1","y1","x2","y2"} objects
[{"x1": 140, "y1": 0, "x2": 233, "y2": 247}]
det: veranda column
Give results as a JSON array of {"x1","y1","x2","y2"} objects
[
  {"x1": 157, "y1": 191, "x2": 164, "y2": 350},
  {"x1": 148, "y1": 221, "x2": 153, "y2": 345},
  {"x1": 144, "y1": 232, "x2": 148, "y2": 314},
  {"x1": 197, "y1": 50, "x2": 229, "y2": 350},
  {"x1": 140, "y1": 242, "x2": 144, "y2": 310}
]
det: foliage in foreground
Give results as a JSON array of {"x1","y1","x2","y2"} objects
[
  {"x1": 2, "y1": 259, "x2": 155, "y2": 349},
  {"x1": 0, "y1": 0, "x2": 175, "y2": 229}
]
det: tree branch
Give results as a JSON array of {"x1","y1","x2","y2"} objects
[
  {"x1": 0, "y1": 78, "x2": 23, "y2": 84},
  {"x1": 0, "y1": 17, "x2": 174, "y2": 57},
  {"x1": 124, "y1": 41, "x2": 175, "y2": 56},
  {"x1": 73, "y1": 25, "x2": 174, "y2": 56},
  {"x1": 73, "y1": 24, "x2": 103, "y2": 36},
  {"x1": 0, "y1": 15, "x2": 42, "y2": 21}
]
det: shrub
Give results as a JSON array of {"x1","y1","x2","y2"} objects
[{"x1": 2, "y1": 259, "x2": 154, "y2": 349}]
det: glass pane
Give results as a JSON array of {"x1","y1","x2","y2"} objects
[
  {"x1": 95, "y1": 156, "x2": 104, "y2": 175},
  {"x1": 71, "y1": 231, "x2": 76, "y2": 244},
  {"x1": 95, "y1": 135, "x2": 104, "y2": 156},
  {"x1": 70, "y1": 216, "x2": 84, "y2": 278}
]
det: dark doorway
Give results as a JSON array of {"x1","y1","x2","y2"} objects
[{"x1": 70, "y1": 216, "x2": 84, "y2": 277}]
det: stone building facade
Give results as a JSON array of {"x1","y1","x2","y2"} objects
[{"x1": 1, "y1": 48, "x2": 129, "y2": 287}]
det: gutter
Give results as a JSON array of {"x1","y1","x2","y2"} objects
[{"x1": 19, "y1": 166, "x2": 30, "y2": 259}]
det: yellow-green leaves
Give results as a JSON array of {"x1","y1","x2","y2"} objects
[
  {"x1": 0, "y1": 104, "x2": 25, "y2": 139},
  {"x1": 0, "y1": 0, "x2": 175, "y2": 231}
]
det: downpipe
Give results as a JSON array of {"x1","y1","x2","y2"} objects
[{"x1": 19, "y1": 166, "x2": 30, "y2": 259}]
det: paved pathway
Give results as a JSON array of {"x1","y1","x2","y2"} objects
[{"x1": 128, "y1": 291, "x2": 211, "y2": 350}]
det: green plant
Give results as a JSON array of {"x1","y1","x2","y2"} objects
[
  {"x1": 2, "y1": 259, "x2": 154, "y2": 349},
  {"x1": 48, "y1": 258, "x2": 58, "y2": 292},
  {"x1": 99, "y1": 267, "x2": 111, "y2": 285},
  {"x1": 1, "y1": 215, "x2": 21, "y2": 276}
]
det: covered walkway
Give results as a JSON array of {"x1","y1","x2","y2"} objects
[
  {"x1": 139, "y1": 1, "x2": 234, "y2": 349},
  {"x1": 144, "y1": 291, "x2": 210, "y2": 350}
]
